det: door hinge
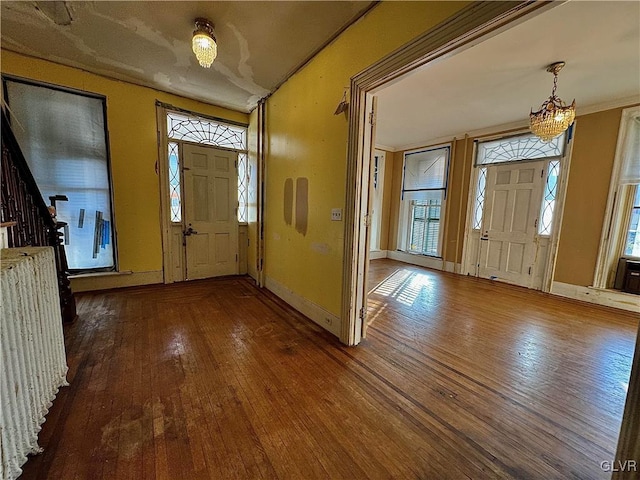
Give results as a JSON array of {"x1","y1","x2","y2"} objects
[
  {"x1": 534, "y1": 218, "x2": 538, "y2": 228},
  {"x1": 359, "y1": 306, "x2": 367, "y2": 321},
  {"x1": 528, "y1": 266, "x2": 532, "y2": 275},
  {"x1": 368, "y1": 111, "x2": 375, "y2": 125}
]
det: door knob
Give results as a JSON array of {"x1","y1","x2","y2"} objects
[{"x1": 183, "y1": 226, "x2": 198, "y2": 236}]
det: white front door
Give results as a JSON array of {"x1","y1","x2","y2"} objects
[
  {"x1": 183, "y1": 144, "x2": 238, "y2": 280},
  {"x1": 478, "y1": 161, "x2": 544, "y2": 287}
]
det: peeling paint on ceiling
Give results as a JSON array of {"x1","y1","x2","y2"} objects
[{"x1": 1, "y1": 1, "x2": 375, "y2": 113}]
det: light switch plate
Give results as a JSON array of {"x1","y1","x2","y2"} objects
[{"x1": 331, "y1": 208, "x2": 342, "y2": 221}]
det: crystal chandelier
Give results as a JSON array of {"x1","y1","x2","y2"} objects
[
  {"x1": 192, "y1": 18, "x2": 217, "y2": 68},
  {"x1": 529, "y1": 62, "x2": 576, "y2": 142}
]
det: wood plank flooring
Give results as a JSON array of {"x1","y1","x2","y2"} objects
[{"x1": 20, "y1": 259, "x2": 638, "y2": 479}]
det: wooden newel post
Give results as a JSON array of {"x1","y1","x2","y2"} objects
[{"x1": 48, "y1": 220, "x2": 77, "y2": 324}]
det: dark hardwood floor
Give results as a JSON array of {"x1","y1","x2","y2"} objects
[{"x1": 21, "y1": 259, "x2": 638, "y2": 479}]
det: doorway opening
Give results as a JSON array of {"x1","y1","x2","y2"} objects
[{"x1": 341, "y1": 2, "x2": 558, "y2": 345}]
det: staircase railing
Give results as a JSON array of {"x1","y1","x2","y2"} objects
[{"x1": 1, "y1": 109, "x2": 77, "y2": 323}]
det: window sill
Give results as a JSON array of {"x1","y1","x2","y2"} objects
[
  {"x1": 69, "y1": 270, "x2": 132, "y2": 279},
  {"x1": 402, "y1": 250, "x2": 442, "y2": 259}
]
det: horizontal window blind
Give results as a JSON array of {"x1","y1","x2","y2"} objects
[{"x1": 5, "y1": 79, "x2": 115, "y2": 271}]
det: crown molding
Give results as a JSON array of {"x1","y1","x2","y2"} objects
[
  {"x1": 374, "y1": 143, "x2": 396, "y2": 152},
  {"x1": 391, "y1": 96, "x2": 640, "y2": 153}
]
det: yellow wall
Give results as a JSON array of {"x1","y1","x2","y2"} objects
[
  {"x1": 554, "y1": 107, "x2": 629, "y2": 286},
  {"x1": 2, "y1": 50, "x2": 248, "y2": 285},
  {"x1": 264, "y1": 1, "x2": 469, "y2": 316}
]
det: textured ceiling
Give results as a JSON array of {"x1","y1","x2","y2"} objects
[
  {"x1": 376, "y1": 1, "x2": 640, "y2": 150},
  {"x1": 1, "y1": 1, "x2": 374, "y2": 113}
]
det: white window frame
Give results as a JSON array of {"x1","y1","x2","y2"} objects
[
  {"x1": 397, "y1": 144, "x2": 450, "y2": 258},
  {"x1": 594, "y1": 105, "x2": 640, "y2": 288}
]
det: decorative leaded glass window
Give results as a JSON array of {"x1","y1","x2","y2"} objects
[
  {"x1": 539, "y1": 160, "x2": 560, "y2": 236},
  {"x1": 168, "y1": 142, "x2": 181, "y2": 223},
  {"x1": 472, "y1": 167, "x2": 487, "y2": 230},
  {"x1": 476, "y1": 132, "x2": 565, "y2": 166},
  {"x1": 167, "y1": 112, "x2": 246, "y2": 150},
  {"x1": 237, "y1": 152, "x2": 248, "y2": 223},
  {"x1": 165, "y1": 111, "x2": 248, "y2": 223}
]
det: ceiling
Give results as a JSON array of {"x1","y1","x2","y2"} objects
[
  {"x1": 375, "y1": 1, "x2": 640, "y2": 150},
  {"x1": 1, "y1": 1, "x2": 374, "y2": 113}
]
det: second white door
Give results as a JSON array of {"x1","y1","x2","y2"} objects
[
  {"x1": 478, "y1": 161, "x2": 544, "y2": 287},
  {"x1": 183, "y1": 144, "x2": 239, "y2": 280}
]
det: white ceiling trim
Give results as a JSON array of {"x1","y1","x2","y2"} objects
[
  {"x1": 374, "y1": 143, "x2": 396, "y2": 153},
  {"x1": 391, "y1": 95, "x2": 640, "y2": 153},
  {"x1": 576, "y1": 95, "x2": 640, "y2": 118}
]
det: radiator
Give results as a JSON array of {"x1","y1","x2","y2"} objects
[{"x1": 1, "y1": 247, "x2": 69, "y2": 480}]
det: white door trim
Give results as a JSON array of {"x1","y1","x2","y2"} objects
[
  {"x1": 370, "y1": 149, "x2": 386, "y2": 252},
  {"x1": 157, "y1": 104, "x2": 176, "y2": 284}
]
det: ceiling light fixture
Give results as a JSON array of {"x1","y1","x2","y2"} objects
[
  {"x1": 192, "y1": 18, "x2": 217, "y2": 68},
  {"x1": 529, "y1": 62, "x2": 576, "y2": 142}
]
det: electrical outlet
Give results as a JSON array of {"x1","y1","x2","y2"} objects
[{"x1": 331, "y1": 208, "x2": 342, "y2": 221}]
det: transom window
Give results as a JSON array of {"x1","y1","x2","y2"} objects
[
  {"x1": 399, "y1": 145, "x2": 450, "y2": 257},
  {"x1": 165, "y1": 111, "x2": 248, "y2": 223},
  {"x1": 476, "y1": 132, "x2": 565, "y2": 166}
]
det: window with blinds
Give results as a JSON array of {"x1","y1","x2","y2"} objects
[
  {"x1": 401, "y1": 146, "x2": 450, "y2": 257},
  {"x1": 4, "y1": 78, "x2": 115, "y2": 272}
]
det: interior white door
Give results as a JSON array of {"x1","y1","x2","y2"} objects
[
  {"x1": 370, "y1": 150, "x2": 385, "y2": 252},
  {"x1": 183, "y1": 144, "x2": 238, "y2": 280},
  {"x1": 478, "y1": 161, "x2": 544, "y2": 287},
  {"x1": 359, "y1": 95, "x2": 377, "y2": 340}
]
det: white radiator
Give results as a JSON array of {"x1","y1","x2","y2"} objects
[{"x1": 0, "y1": 247, "x2": 69, "y2": 480}]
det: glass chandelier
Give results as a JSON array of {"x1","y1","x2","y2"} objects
[
  {"x1": 192, "y1": 18, "x2": 217, "y2": 68},
  {"x1": 529, "y1": 62, "x2": 576, "y2": 142}
]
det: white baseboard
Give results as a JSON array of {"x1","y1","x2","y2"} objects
[
  {"x1": 551, "y1": 281, "x2": 640, "y2": 313},
  {"x1": 443, "y1": 261, "x2": 462, "y2": 274},
  {"x1": 369, "y1": 250, "x2": 388, "y2": 260},
  {"x1": 387, "y1": 250, "x2": 443, "y2": 271},
  {"x1": 70, "y1": 270, "x2": 163, "y2": 292},
  {"x1": 264, "y1": 276, "x2": 341, "y2": 337}
]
